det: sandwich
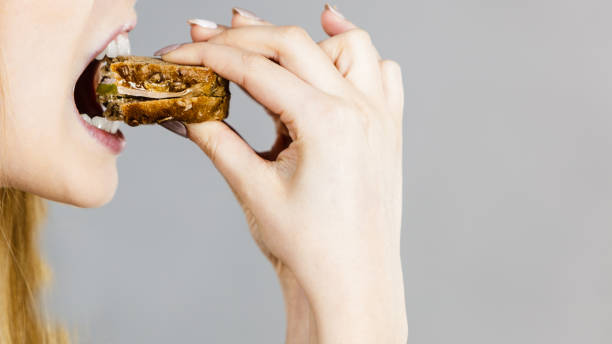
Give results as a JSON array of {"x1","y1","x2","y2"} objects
[{"x1": 95, "y1": 56, "x2": 230, "y2": 127}]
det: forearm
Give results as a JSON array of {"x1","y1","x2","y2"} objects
[
  {"x1": 278, "y1": 266, "x2": 318, "y2": 344},
  {"x1": 280, "y1": 272, "x2": 318, "y2": 344}
]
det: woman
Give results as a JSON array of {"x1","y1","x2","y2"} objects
[{"x1": 0, "y1": 1, "x2": 406, "y2": 342}]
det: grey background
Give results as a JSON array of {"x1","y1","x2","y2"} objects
[{"x1": 42, "y1": 0, "x2": 612, "y2": 343}]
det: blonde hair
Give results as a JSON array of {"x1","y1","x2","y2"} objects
[{"x1": 0, "y1": 48, "x2": 68, "y2": 343}]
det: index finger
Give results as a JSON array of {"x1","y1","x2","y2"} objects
[
  {"x1": 161, "y1": 42, "x2": 322, "y2": 139},
  {"x1": 190, "y1": 7, "x2": 273, "y2": 43}
]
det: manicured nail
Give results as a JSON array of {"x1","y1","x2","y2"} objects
[
  {"x1": 160, "y1": 120, "x2": 187, "y2": 138},
  {"x1": 153, "y1": 43, "x2": 182, "y2": 57},
  {"x1": 232, "y1": 7, "x2": 262, "y2": 21},
  {"x1": 187, "y1": 19, "x2": 218, "y2": 29},
  {"x1": 325, "y1": 3, "x2": 345, "y2": 20}
]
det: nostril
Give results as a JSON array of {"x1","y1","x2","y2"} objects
[{"x1": 74, "y1": 59, "x2": 104, "y2": 116}]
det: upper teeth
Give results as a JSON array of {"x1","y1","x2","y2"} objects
[
  {"x1": 96, "y1": 33, "x2": 131, "y2": 60},
  {"x1": 81, "y1": 114, "x2": 121, "y2": 134}
]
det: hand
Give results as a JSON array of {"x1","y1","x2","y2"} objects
[
  {"x1": 186, "y1": 12, "x2": 320, "y2": 344},
  {"x1": 161, "y1": 6, "x2": 406, "y2": 343}
]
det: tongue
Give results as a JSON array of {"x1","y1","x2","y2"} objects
[{"x1": 74, "y1": 60, "x2": 104, "y2": 116}]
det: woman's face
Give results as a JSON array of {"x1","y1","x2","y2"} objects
[{"x1": 0, "y1": 0, "x2": 137, "y2": 207}]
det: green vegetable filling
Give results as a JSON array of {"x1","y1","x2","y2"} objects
[{"x1": 96, "y1": 83, "x2": 117, "y2": 96}]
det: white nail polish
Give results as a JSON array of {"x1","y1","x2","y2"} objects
[
  {"x1": 232, "y1": 7, "x2": 262, "y2": 21},
  {"x1": 325, "y1": 3, "x2": 345, "y2": 20},
  {"x1": 187, "y1": 19, "x2": 218, "y2": 29}
]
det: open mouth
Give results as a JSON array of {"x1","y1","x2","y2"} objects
[{"x1": 74, "y1": 33, "x2": 131, "y2": 136}]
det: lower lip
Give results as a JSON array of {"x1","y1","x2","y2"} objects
[{"x1": 77, "y1": 112, "x2": 126, "y2": 155}]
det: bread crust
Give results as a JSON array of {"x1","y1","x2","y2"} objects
[
  {"x1": 97, "y1": 56, "x2": 230, "y2": 126},
  {"x1": 107, "y1": 96, "x2": 230, "y2": 126}
]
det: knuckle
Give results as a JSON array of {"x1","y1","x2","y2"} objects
[
  {"x1": 199, "y1": 134, "x2": 220, "y2": 164},
  {"x1": 382, "y1": 60, "x2": 403, "y2": 82},
  {"x1": 279, "y1": 25, "x2": 311, "y2": 43},
  {"x1": 241, "y1": 51, "x2": 266, "y2": 69},
  {"x1": 208, "y1": 30, "x2": 229, "y2": 45},
  {"x1": 240, "y1": 52, "x2": 267, "y2": 89},
  {"x1": 208, "y1": 143, "x2": 220, "y2": 165},
  {"x1": 344, "y1": 28, "x2": 373, "y2": 47},
  {"x1": 382, "y1": 59, "x2": 402, "y2": 74}
]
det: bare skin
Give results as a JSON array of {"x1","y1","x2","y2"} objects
[
  {"x1": 0, "y1": 0, "x2": 137, "y2": 206},
  {"x1": 162, "y1": 7, "x2": 407, "y2": 344},
  {"x1": 0, "y1": 1, "x2": 406, "y2": 342}
]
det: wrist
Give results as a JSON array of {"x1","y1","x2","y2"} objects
[{"x1": 299, "y1": 257, "x2": 408, "y2": 343}]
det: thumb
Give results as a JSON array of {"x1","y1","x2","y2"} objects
[
  {"x1": 321, "y1": 4, "x2": 357, "y2": 37},
  {"x1": 186, "y1": 120, "x2": 269, "y2": 198}
]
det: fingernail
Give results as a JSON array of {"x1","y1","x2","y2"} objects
[
  {"x1": 160, "y1": 120, "x2": 187, "y2": 138},
  {"x1": 325, "y1": 3, "x2": 345, "y2": 20},
  {"x1": 187, "y1": 19, "x2": 218, "y2": 29},
  {"x1": 232, "y1": 7, "x2": 262, "y2": 21},
  {"x1": 153, "y1": 43, "x2": 182, "y2": 57}
]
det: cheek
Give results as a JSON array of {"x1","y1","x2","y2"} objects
[
  {"x1": 0, "y1": 1, "x2": 120, "y2": 207},
  {"x1": 4, "y1": 68, "x2": 120, "y2": 208},
  {"x1": 1, "y1": 0, "x2": 129, "y2": 207},
  {"x1": 4, "y1": 112, "x2": 120, "y2": 208},
  {"x1": 3, "y1": 61, "x2": 119, "y2": 206}
]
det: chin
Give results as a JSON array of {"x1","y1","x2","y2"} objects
[
  {"x1": 73, "y1": 185, "x2": 117, "y2": 209},
  {"x1": 72, "y1": 173, "x2": 118, "y2": 209},
  {"x1": 49, "y1": 166, "x2": 119, "y2": 209}
]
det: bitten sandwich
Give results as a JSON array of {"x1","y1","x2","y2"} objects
[{"x1": 95, "y1": 56, "x2": 230, "y2": 127}]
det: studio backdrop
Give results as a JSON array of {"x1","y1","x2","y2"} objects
[{"x1": 44, "y1": 1, "x2": 611, "y2": 343}]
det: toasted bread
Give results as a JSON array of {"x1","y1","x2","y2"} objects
[{"x1": 96, "y1": 56, "x2": 229, "y2": 127}]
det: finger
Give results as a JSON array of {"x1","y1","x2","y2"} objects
[
  {"x1": 206, "y1": 25, "x2": 347, "y2": 96},
  {"x1": 321, "y1": 4, "x2": 357, "y2": 36},
  {"x1": 321, "y1": 5, "x2": 381, "y2": 60},
  {"x1": 161, "y1": 42, "x2": 323, "y2": 138},
  {"x1": 319, "y1": 29, "x2": 384, "y2": 98},
  {"x1": 186, "y1": 120, "x2": 270, "y2": 200},
  {"x1": 380, "y1": 60, "x2": 404, "y2": 117},
  {"x1": 231, "y1": 7, "x2": 274, "y2": 27},
  {"x1": 189, "y1": 13, "x2": 281, "y2": 115},
  {"x1": 188, "y1": 19, "x2": 228, "y2": 42}
]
